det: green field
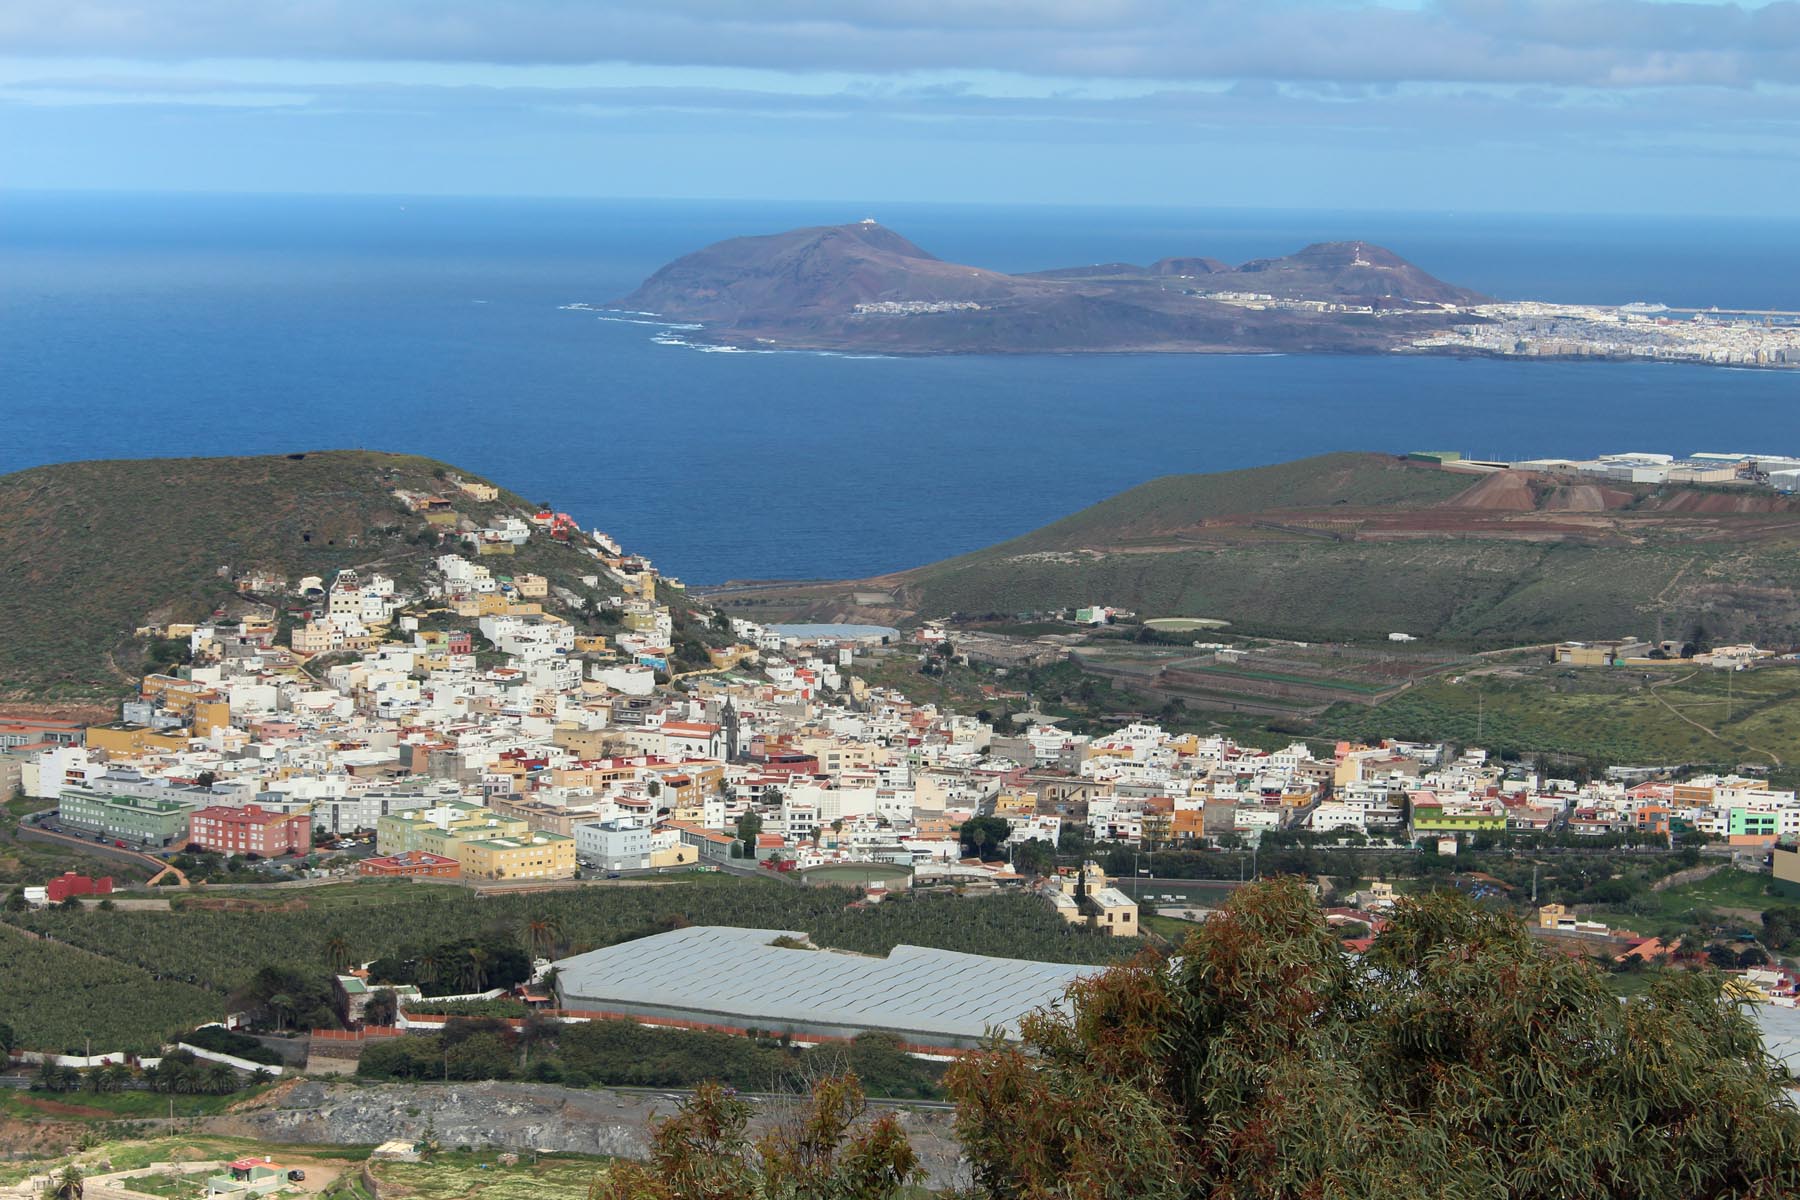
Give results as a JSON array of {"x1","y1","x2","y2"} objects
[
  {"x1": 0, "y1": 1086, "x2": 269, "y2": 1123},
  {"x1": 372, "y1": 1152, "x2": 611, "y2": 1200},
  {"x1": 0, "y1": 925, "x2": 220, "y2": 1053},
  {"x1": 0, "y1": 1138, "x2": 373, "y2": 1189},
  {"x1": 1323, "y1": 661, "x2": 1800, "y2": 768},
  {"x1": 5, "y1": 876, "x2": 1135, "y2": 1051},
  {"x1": 1583, "y1": 868, "x2": 1781, "y2": 938}
]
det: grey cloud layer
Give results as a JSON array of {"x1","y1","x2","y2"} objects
[
  {"x1": 10, "y1": 71, "x2": 1799, "y2": 156},
  {"x1": 7, "y1": 1, "x2": 1800, "y2": 86}
]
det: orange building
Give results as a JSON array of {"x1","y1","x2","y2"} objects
[
  {"x1": 188, "y1": 804, "x2": 313, "y2": 857},
  {"x1": 358, "y1": 850, "x2": 462, "y2": 878},
  {"x1": 1171, "y1": 808, "x2": 1206, "y2": 844}
]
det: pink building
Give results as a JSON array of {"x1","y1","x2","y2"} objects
[{"x1": 188, "y1": 804, "x2": 312, "y2": 857}]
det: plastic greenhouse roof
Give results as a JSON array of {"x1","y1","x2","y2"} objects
[{"x1": 552, "y1": 925, "x2": 1097, "y2": 1042}]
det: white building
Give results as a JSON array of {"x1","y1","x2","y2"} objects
[{"x1": 574, "y1": 819, "x2": 653, "y2": 871}]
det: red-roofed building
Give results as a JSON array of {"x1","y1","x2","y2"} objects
[
  {"x1": 45, "y1": 873, "x2": 112, "y2": 903},
  {"x1": 359, "y1": 850, "x2": 461, "y2": 878},
  {"x1": 661, "y1": 720, "x2": 724, "y2": 759},
  {"x1": 188, "y1": 804, "x2": 312, "y2": 857}
]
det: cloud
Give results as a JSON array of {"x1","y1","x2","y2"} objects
[{"x1": 4, "y1": 1, "x2": 1800, "y2": 88}]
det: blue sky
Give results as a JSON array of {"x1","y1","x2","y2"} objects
[{"x1": 4, "y1": 0, "x2": 1800, "y2": 213}]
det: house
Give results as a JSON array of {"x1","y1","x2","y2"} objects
[
  {"x1": 358, "y1": 850, "x2": 461, "y2": 878},
  {"x1": 44, "y1": 872, "x2": 112, "y2": 904},
  {"x1": 452, "y1": 477, "x2": 500, "y2": 502},
  {"x1": 1042, "y1": 861, "x2": 1138, "y2": 936},
  {"x1": 208, "y1": 1159, "x2": 287, "y2": 1199}
]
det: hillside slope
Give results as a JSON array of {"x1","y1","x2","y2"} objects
[
  {"x1": 0, "y1": 451, "x2": 564, "y2": 697},
  {"x1": 723, "y1": 455, "x2": 1800, "y2": 649}
]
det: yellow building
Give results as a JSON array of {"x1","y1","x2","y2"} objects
[
  {"x1": 650, "y1": 842, "x2": 697, "y2": 869},
  {"x1": 449, "y1": 594, "x2": 543, "y2": 618},
  {"x1": 992, "y1": 789, "x2": 1037, "y2": 817},
  {"x1": 1043, "y1": 862, "x2": 1139, "y2": 937},
  {"x1": 457, "y1": 833, "x2": 576, "y2": 881},
  {"x1": 377, "y1": 800, "x2": 575, "y2": 880},
  {"x1": 86, "y1": 724, "x2": 191, "y2": 758},
  {"x1": 454, "y1": 478, "x2": 500, "y2": 502},
  {"x1": 706, "y1": 644, "x2": 756, "y2": 670},
  {"x1": 512, "y1": 573, "x2": 549, "y2": 598}
]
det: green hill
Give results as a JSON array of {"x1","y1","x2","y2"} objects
[
  {"x1": 996, "y1": 452, "x2": 1469, "y2": 550},
  {"x1": 0, "y1": 451, "x2": 558, "y2": 698},
  {"x1": 857, "y1": 453, "x2": 1800, "y2": 648}
]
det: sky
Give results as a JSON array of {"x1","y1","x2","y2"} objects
[{"x1": 4, "y1": 1, "x2": 1800, "y2": 214}]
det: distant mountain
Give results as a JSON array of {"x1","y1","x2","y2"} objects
[
  {"x1": 1227, "y1": 242, "x2": 1485, "y2": 306},
  {"x1": 614, "y1": 223, "x2": 1488, "y2": 354}
]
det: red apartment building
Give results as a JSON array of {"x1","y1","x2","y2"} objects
[{"x1": 187, "y1": 804, "x2": 313, "y2": 857}]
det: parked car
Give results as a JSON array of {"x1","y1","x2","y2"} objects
[{"x1": 287, "y1": 1170, "x2": 306, "y2": 1182}]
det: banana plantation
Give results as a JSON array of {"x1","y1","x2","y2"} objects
[
  {"x1": 2, "y1": 877, "x2": 1133, "y2": 1050},
  {"x1": 0, "y1": 926, "x2": 219, "y2": 1054}
]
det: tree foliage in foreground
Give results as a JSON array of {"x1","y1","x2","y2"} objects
[
  {"x1": 593, "y1": 1076, "x2": 920, "y2": 1200},
  {"x1": 944, "y1": 878, "x2": 1800, "y2": 1200}
]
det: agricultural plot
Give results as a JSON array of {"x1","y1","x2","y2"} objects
[
  {"x1": 1078, "y1": 641, "x2": 1466, "y2": 717},
  {"x1": 371, "y1": 1153, "x2": 608, "y2": 1200},
  {"x1": 1323, "y1": 660, "x2": 1800, "y2": 770},
  {"x1": 4, "y1": 880, "x2": 1132, "y2": 1049},
  {"x1": 0, "y1": 925, "x2": 219, "y2": 1054}
]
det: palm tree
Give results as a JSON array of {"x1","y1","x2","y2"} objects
[
  {"x1": 322, "y1": 934, "x2": 354, "y2": 974},
  {"x1": 203, "y1": 1063, "x2": 238, "y2": 1095},
  {"x1": 520, "y1": 913, "x2": 564, "y2": 961},
  {"x1": 51, "y1": 1167, "x2": 82, "y2": 1200},
  {"x1": 416, "y1": 949, "x2": 441, "y2": 993},
  {"x1": 266, "y1": 993, "x2": 295, "y2": 1032},
  {"x1": 362, "y1": 988, "x2": 400, "y2": 1028},
  {"x1": 462, "y1": 946, "x2": 490, "y2": 993}
]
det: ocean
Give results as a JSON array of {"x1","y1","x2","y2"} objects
[{"x1": 3, "y1": 192, "x2": 1797, "y2": 584}]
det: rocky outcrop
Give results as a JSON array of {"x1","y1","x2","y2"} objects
[{"x1": 209, "y1": 1080, "x2": 966, "y2": 1189}]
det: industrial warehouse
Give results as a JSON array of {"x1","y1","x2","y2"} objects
[{"x1": 550, "y1": 925, "x2": 1097, "y2": 1049}]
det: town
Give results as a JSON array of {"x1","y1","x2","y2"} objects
[
  {"x1": 1408, "y1": 299, "x2": 1800, "y2": 367},
  {"x1": 4, "y1": 464, "x2": 1800, "y2": 1199}
]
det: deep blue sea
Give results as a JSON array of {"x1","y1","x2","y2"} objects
[{"x1": 3, "y1": 193, "x2": 1797, "y2": 583}]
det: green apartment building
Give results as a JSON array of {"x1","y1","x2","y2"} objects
[
  {"x1": 1410, "y1": 805, "x2": 1506, "y2": 836},
  {"x1": 58, "y1": 788, "x2": 196, "y2": 847}
]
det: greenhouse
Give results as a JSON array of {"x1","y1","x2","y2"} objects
[{"x1": 552, "y1": 925, "x2": 1097, "y2": 1048}]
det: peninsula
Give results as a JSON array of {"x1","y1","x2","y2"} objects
[{"x1": 612, "y1": 221, "x2": 1800, "y2": 365}]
